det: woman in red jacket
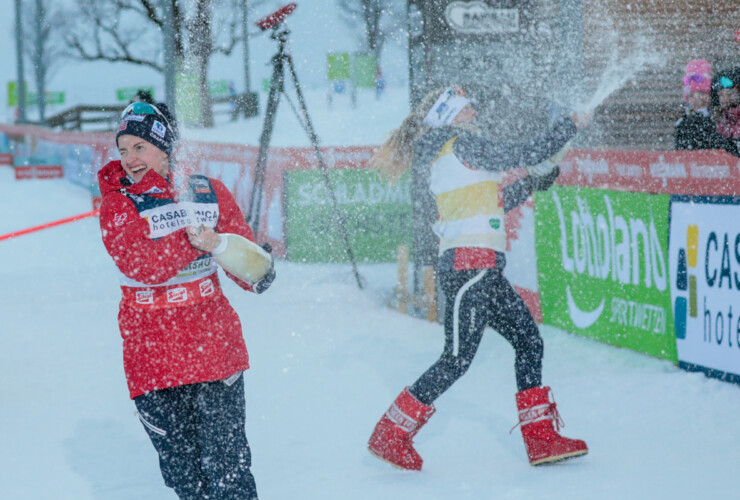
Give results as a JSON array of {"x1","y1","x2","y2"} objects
[{"x1": 98, "y1": 101, "x2": 273, "y2": 499}]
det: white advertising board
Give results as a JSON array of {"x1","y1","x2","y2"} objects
[{"x1": 669, "y1": 196, "x2": 740, "y2": 383}]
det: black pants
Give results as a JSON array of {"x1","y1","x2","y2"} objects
[
  {"x1": 134, "y1": 373, "x2": 258, "y2": 500},
  {"x1": 410, "y1": 268, "x2": 544, "y2": 406}
]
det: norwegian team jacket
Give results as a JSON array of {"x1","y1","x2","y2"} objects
[
  {"x1": 98, "y1": 160, "x2": 255, "y2": 399},
  {"x1": 411, "y1": 118, "x2": 577, "y2": 272}
]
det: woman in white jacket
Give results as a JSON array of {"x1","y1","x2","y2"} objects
[{"x1": 367, "y1": 86, "x2": 592, "y2": 470}]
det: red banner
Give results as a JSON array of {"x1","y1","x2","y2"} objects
[
  {"x1": 14, "y1": 165, "x2": 64, "y2": 180},
  {"x1": 558, "y1": 149, "x2": 740, "y2": 196}
]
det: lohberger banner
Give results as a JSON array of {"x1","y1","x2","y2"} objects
[
  {"x1": 669, "y1": 196, "x2": 740, "y2": 383},
  {"x1": 535, "y1": 186, "x2": 676, "y2": 361},
  {"x1": 285, "y1": 169, "x2": 412, "y2": 262}
]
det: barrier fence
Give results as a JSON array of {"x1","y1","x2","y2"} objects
[{"x1": 1, "y1": 123, "x2": 738, "y2": 383}]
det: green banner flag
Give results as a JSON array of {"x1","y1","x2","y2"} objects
[
  {"x1": 327, "y1": 52, "x2": 351, "y2": 81},
  {"x1": 9, "y1": 82, "x2": 65, "y2": 106},
  {"x1": 7, "y1": 81, "x2": 21, "y2": 106},
  {"x1": 352, "y1": 54, "x2": 376, "y2": 88},
  {"x1": 27, "y1": 91, "x2": 65, "y2": 105},
  {"x1": 209, "y1": 80, "x2": 230, "y2": 97}
]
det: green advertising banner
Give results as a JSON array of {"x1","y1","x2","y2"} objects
[
  {"x1": 8, "y1": 82, "x2": 65, "y2": 106},
  {"x1": 27, "y1": 91, "x2": 65, "y2": 105},
  {"x1": 534, "y1": 186, "x2": 676, "y2": 361},
  {"x1": 209, "y1": 80, "x2": 230, "y2": 97},
  {"x1": 352, "y1": 54, "x2": 377, "y2": 88},
  {"x1": 327, "y1": 52, "x2": 351, "y2": 81},
  {"x1": 285, "y1": 169, "x2": 412, "y2": 262}
]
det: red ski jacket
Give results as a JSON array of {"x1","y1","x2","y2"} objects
[
  {"x1": 717, "y1": 106, "x2": 740, "y2": 139},
  {"x1": 98, "y1": 160, "x2": 255, "y2": 399}
]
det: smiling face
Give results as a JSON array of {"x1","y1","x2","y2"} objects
[
  {"x1": 719, "y1": 87, "x2": 740, "y2": 110},
  {"x1": 117, "y1": 134, "x2": 169, "y2": 183},
  {"x1": 687, "y1": 91, "x2": 710, "y2": 112}
]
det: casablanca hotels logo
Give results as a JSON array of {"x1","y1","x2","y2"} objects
[
  {"x1": 672, "y1": 215, "x2": 737, "y2": 348},
  {"x1": 673, "y1": 224, "x2": 698, "y2": 339}
]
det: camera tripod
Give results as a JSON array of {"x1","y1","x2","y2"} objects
[{"x1": 247, "y1": 10, "x2": 363, "y2": 289}]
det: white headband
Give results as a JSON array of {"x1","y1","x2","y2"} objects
[{"x1": 422, "y1": 86, "x2": 471, "y2": 128}]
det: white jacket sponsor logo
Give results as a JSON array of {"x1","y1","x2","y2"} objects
[
  {"x1": 149, "y1": 209, "x2": 190, "y2": 224},
  {"x1": 135, "y1": 290, "x2": 154, "y2": 304},
  {"x1": 143, "y1": 202, "x2": 219, "y2": 237},
  {"x1": 114, "y1": 212, "x2": 128, "y2": 226},
  {"x1": 167, "y1": 287, "x2": 188, "y2": 303},
  {"x1": 199, "y1": 279, "x2": 215, "y2": 297}
]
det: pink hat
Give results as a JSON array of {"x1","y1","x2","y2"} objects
[{"x1": 683, "y1": 59, "x2": 712, "y2": 101}]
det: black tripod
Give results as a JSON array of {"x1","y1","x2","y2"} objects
[{"x1": 247, "y1": 21, "x2": 364, "y2": 289}]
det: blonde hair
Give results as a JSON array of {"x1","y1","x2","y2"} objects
[{"x1": 369, "y1": 87, "x2": 448, "y2": 182}]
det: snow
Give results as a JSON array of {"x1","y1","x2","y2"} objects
[
  {"x1": 179, "y1": 87, "x2": 407, "y2": 147},
  {"x1": 2, "y1": 0, "x2": 740, "y2": 498},
  {"x1": 2, "y1": 155, "x2": 740, "y2": 499}
]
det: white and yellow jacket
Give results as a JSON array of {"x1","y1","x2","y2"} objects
[{"x1": 410, "y1": 117, "x2": 577, "y2": 272}]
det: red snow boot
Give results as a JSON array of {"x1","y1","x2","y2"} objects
[
  {"x1": 515, "y1": 386, "x2": 588, "y2": 465},
  {"x1": 368, "y1": 387, "x2": 436, "y2": 471}
]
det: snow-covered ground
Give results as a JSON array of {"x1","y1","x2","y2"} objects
[
  {"x1": 2, "y1": 162, "x2": 739, "y2": 499},
  {"x1": 2, "y1": 0, "x2": 739, "y2": 496}
]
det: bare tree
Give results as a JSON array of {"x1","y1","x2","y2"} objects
[
  {"x1": 336, "y1": 0, "x2": 403, "y2": 65},
  {"x1": 22, "y1": 0, "x2": 68, "y2": 122},
  {"x1": 62, "y1": 0, "x2": 243, "y2": 127}
]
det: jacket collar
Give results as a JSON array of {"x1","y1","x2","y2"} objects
[{"x1": 98, "y1": 160, "x2": 173, "y2": 198}]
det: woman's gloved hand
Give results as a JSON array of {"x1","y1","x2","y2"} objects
[
  {"x1": 186, "y1": 225, "x2": 222, "y2": 252},
  {"x1": 525, "y1": 162, "x2": 560, "y2": 191},
  {"x1": 570, "y1": 110, "x2": 593, "y2": 130},
  {"x1": 526, "y1": 161, "x2": 557, "y2": 177},
  {"x1": 254, "y1": 243, "x2": 276, "y2": 294}
]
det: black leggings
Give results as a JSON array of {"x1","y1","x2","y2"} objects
[
  {"x1": 134, "y1": 374, "x2": 258, "y2": 500},
  {"x1": 409, "y1": 268, "x2": 544, "y2": 406}
]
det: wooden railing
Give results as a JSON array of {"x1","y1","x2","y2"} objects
[
  {"x1": 45, "y1": 105, "x2": 126, "y2": 132},
  {"x1": 45, "y1": 92, "x2": 259, "y2": 131}
]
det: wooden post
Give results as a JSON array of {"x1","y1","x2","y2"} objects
[
  {"x1": 396, "y1": 245, "x2": 409, "y2": 314},
  {"x1": 423, "y1": 266, "x2": 437, "y2": 322}
]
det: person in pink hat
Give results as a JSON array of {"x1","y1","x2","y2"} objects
[{"x1": 675, "y1": 59, "x2": 737, "y2": 155}]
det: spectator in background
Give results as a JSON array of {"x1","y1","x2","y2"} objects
[
  {"x1": 674, "y1": 60, "x2": 737, "y2": 155},
  {"x1": 712, "y1": 67, "x2": 740, "y2": 153},
  {"x1": 375, "y1": 66, "x2": 386, "y2": 99}
]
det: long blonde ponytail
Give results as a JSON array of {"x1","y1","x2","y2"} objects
[{"x1": 369, "y1": 88, "x2": 448, "y2": 182}]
